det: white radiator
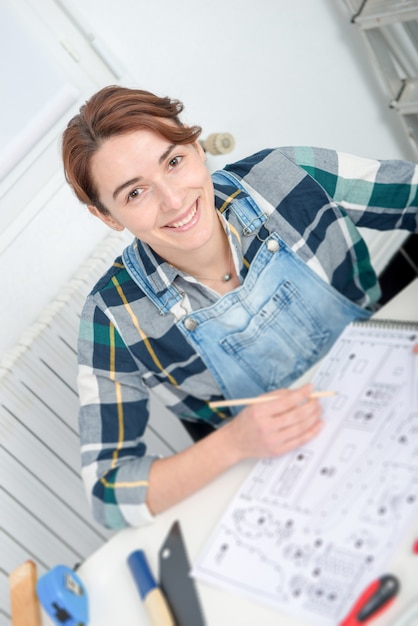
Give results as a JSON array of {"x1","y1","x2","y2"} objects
[{"x1": 0, "y1": 232, "x2": 191, "y2": 624}]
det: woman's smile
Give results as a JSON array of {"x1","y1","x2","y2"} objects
[{"x1": 164, "y1": 199, "x2": 199, "y2": 230}]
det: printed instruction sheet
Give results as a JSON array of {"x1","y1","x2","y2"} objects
[{"x1": 193, "y1": 321, "x2": 418, "y2": 625}]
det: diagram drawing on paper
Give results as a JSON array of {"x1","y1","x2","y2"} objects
[{"x1": 193, "y1": 321, "x2": 418, "y2": 625}]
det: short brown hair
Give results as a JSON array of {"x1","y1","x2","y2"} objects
[{"x1": 62, "y1": 85, "x2": 202, "y2": 214}]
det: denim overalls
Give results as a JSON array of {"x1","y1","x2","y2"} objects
[{"x1": 123, "y1": 170, "x2": 371, "y2": 414}]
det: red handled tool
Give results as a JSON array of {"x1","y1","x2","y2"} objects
[{"x1": 339, "y1": 574, "x2": 400, "y2": 625}]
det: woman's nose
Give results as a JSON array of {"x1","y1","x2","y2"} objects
[{"x1": 158, "y1": 181, "x2": 185, "y2": 211}]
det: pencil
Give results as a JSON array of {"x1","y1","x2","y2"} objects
[{"x1": 208, "y1": 390, "x2": 337, "y2": 410}]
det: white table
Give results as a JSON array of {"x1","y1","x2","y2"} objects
[{"x1": 78, "y1": 279, "x2": 418, "y2": 626}]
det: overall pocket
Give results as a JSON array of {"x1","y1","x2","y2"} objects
[{"x1": 220, "y1": 279, "x2": 331, "y2": 390}]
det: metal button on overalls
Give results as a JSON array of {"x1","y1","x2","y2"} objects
[
  {"x1": 184, "y1": 317, "x2": 198, "y2": 331},
  {"x1": 266, "y1": 239, "x2": 279, "y2": 253}
]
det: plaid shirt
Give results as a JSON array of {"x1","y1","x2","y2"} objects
[{"x1": 78, "y1": 147, "x2": 418, "y2": 528}]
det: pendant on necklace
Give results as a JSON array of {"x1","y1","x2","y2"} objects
[{"x1": 222, "y1": 273, "x2": 232, "y2": 282}]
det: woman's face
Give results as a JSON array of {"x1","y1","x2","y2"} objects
[{"x1": 88, "y1": 129, "x2": 218, "y2": 264}]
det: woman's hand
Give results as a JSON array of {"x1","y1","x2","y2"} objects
[
  {"x1": 222, "y1": 383, "x2": 324, "y2": 463},
  {"x1": 146, "y1": 383, "x2": 323, "y2": 515}
]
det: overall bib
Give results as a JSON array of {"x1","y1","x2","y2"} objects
[{"x1": 123, "y1": 170, "x2": 371, "y2": 416}]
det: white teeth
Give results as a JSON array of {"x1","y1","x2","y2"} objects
[{"x1": 168, "y1": 204, "x2": 197, "y2": 228}]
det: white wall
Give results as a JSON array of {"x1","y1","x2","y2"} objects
[
  {"x1": 0, "y1": 0, "x2": 414, "y2": 358},
  {"x1": 64, "y1": 0, "x2": 414, "y2": 159}
]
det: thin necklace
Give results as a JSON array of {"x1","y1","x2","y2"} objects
[{"x1": 191, "y1": 245, "x2": 233, "y2": 282}]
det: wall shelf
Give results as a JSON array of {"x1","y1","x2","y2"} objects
[{"x1": 342, "y1": 0, "x2": 418, "y2": 158}]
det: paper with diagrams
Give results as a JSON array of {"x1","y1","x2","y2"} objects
[{"x1": 193, "y1": 320, "x2": 418, "y2": 625}]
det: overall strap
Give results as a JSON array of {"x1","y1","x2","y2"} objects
[
  {"x1": 212, "y1": 169, "x2": 269, "y2": 236},
  {"x1": 122, "y1": 243, "x2": 184, "y2": 315}
]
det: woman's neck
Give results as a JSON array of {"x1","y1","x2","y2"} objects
[
  {"x1": 165, "y1": 215, "x2": 239, "y2": 293},
  {"x1": 191, "y1": 237, "x2": 240, "y2": 293}
]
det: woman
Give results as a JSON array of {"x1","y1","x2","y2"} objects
[{"x1": 62, "y1": 85, "x2": 418, "y2": 529}]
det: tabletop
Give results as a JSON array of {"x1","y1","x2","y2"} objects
[{"x1": 76, "y1": 279, "x2": 418, "y2": 626}]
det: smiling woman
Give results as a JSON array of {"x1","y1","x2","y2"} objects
[
  {"x1": 61, "y1": 84, "x2": 418, "y2": 530},
  {"x1": 63, "y1": 86, "x2": 235, "y2": 289},
  {"x1": 86, "y1": 131, "x2": 224, "y2": 278},
  {"x1": 63, "y1": 86, "x2": 201, "y2": 215}
]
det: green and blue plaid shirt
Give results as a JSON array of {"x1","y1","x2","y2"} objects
[{"x1": 78, "y1": 147, "x2": 418, "y2": 529}]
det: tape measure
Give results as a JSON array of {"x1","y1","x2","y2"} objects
[{"x1": 36, "y1": 565, "x2": 88, "y2": 625}]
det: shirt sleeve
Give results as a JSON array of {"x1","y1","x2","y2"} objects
[
  {"x1": 77, "y1": 295, "x2": 158, "y2": 529},
  {"x1": 281, "y1": 146, "x2": 418, "y2": 232}
]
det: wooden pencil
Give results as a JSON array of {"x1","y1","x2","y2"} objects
[{"x1": 208, "y1": 390, "x2": 337, "y2": 410}]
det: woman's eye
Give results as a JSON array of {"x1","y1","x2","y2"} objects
[
  {"x1": 168, "y1": 155, "x2": 183, "y2": 169},
  {"x1": 128, "y1": 188, "x2": 143, "y2": 202}
]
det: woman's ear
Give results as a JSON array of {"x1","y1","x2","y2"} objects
[{"x1": 88, "y1": 205, "x2": 124, "y2": 231}]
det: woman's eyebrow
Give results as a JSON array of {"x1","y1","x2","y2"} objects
[
  {"x1": 112, "y1": 144, "x2": 178, "y2": 201},
  {"x1": 159, "y1": 144, "x2": 177, "y2": 164}
]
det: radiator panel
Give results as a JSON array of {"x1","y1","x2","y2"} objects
[{"x1": 0, "y1": 232, "x2": 192, "y2": 620}]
